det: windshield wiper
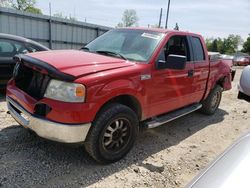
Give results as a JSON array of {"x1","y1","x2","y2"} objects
[
  {"x1": 95, "y1": 50, "x2": 127, "y2": 60},
  {"x1": 80, "y1": 46, "x2": 90, "y2": 51}
]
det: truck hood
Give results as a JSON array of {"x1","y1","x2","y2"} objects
[{"x1": 26, "y1": 50, "x2": 135, "y2": 78}]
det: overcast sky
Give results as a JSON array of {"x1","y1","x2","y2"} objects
[{"x1": 37, "y1": 0, "x2": 250, "y2": 40}]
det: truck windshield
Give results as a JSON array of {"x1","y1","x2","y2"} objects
[{"x1": 85, "y1": 29, "x2": 164, "y2": 62}]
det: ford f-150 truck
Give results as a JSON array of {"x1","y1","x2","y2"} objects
[{"x1": 6, "y1": 28, "x2": 232, "y2": 163}]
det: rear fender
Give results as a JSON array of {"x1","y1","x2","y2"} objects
[{"x1": 203, "y1": 63, "x2": 232, "y2": 99}]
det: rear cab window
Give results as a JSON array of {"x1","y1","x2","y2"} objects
[{"x1": 191, "y1": 36, "x2": 205, "y2": 61}]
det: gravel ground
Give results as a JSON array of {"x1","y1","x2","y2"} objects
[{"x1": 0, "y1": 67, "x2": 249, "y2": 188}]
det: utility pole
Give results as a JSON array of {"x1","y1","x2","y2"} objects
[
  {"x1": 49, "y1": 2, "x2": 52, "y2": 49},
  {"x1": 165, "y1": 0, "x2": 171, "y2": 29},
  {"x1": 49, "y1": 2, "x2": 52, "y2": 17},
  {"x1": 158, "y1": 8, "x2": 163, "y2": 28}
]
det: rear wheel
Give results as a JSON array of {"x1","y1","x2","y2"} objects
[
  {"x1": 200, "y1": 85, "x2": 223, "y2": 115},
  {"x1": 85, "y1": 103, "x2": 138, "y2": 163}
]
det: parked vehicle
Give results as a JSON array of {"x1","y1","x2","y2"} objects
[
  {"x1": 220, "y1": 54, "x2": 234, "y2": 60},
  {"x1": 208, "y1": 52, "x2": 221, "y2": 61},
  {"x1": 0, "y1": 33, "x2": 49, "y2": 89},
  {"x1": 186, "y1": 131, "x2": 250, "y2": 188},
  {"x1": 208, "y1": 52, "x2": 236, "y2": 80},
  {"x1": 238, "y1": 65, "x2": 250, "y2": 102},
  {"x1": 6, "y1": 28, "x2": 232, "y2": 163},
  {"x1": 233, "y1": 56, "x2": 250, "y2": 66}
]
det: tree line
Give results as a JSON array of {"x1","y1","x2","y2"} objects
[
  {"x1": 0, "y1": 0, "x2": 77, "y2": 20},
  {"x1": 206, "y1": 34, "x2": 250, "y2": 55},
  {"x1": 0, "y1": 0, "x2": 42, "y2": 14}
]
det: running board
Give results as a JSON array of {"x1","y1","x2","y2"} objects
[{"x1": 146, "y1": 103, "x2": 202, "y2": 129}]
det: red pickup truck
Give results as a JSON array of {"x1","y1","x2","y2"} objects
[{"x1": 6, "y1": 28, "x2": 232, "y2": 163}]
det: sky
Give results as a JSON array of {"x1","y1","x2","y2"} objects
[{"x1": 36, "y1": 0, "x2": 250, "y2": 40}]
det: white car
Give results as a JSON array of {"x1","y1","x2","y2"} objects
[{"x1": 238, "y1": 65, "x2": 250, "y2": 102}]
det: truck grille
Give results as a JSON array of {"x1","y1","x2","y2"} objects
[{"x1": 14, "y1": 63, "x2": 50, "y2": 100}]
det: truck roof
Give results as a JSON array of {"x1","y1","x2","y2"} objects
[{"x1": 119, "y1": 27, "x2": 201, "y2": 37}]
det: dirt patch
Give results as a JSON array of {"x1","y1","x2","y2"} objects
[{"x1": 0, "y1": 68, "x2": 249, "y2": 188}]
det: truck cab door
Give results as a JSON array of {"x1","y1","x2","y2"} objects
[
  {"x1": 148, "y1": 35, "x2": 198, "y2": 117},
  {"x1": 189, "y1": 36, "x2": 209, "y2": 102}
]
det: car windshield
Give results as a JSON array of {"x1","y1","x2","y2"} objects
[{"x1": 85, "y1": 29, "x2": 164, "y2": 62}]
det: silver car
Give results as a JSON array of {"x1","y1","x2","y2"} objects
[
  {"x1": 187, "y1": 131, "x2": 250, "y2": 188},
  {"x1": 238, "y1": 65, "x2": 250, "y2": 102}
]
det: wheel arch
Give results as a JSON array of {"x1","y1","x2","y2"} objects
[
  {"x1": 94, "y1": 94, "x2": 143, "y2": 122},
  {"x1": 216, "y1": 76, "x2": 226, "y2": 88}
]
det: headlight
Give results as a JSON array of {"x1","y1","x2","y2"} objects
[{"x1": 44, "y1": 79, "x2": 86, "y2": 103}]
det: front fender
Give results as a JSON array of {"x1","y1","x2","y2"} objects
[
  {"x1": 85, "y1": 78, "x2": 146, "y2": 121},
  {"x1": 95, "y1": 78, "x2": 144, "y2": 106}
]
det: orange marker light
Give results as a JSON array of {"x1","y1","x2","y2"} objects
[{"x1": 75, "y1": 86, "x2": 85, "y2": 97}]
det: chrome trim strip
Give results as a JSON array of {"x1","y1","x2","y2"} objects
[{"x1": 7, "y1": 97, "x2": 91, "y2": 143}]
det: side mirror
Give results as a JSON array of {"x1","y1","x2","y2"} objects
[{"x1": 157, "y1": 54, "x2": 187, "y2": 70}]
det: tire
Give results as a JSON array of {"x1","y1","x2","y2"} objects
[
  {"x1": 84, "y1": 103, "x2": 139, "y2": 163},
  {"x1": 200, "y1": 85, "x2": 223, "y2": 115}
]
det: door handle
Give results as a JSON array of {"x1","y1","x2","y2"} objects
[{"x1": 188, "y1": 69, "x2": 194, "y2": 77}]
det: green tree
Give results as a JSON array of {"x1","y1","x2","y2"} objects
[
  {"x1": 53, "y1": 12, "x2": 77, "y2": 21},
  {"x1": 206, "y1": 35, "x2": 243, "y2": 55},
  {"x1": 24, "y1": 5, "x2": 41, "y2": 14},
  {"x1": 216, "y1": 38, "x2": 225, "y2": 54},
  {"x1": 205, "y1": 38, "x2": 213, "y2": 51},
  {"x1": 117, "y1": 9, "x2": 138, "y2": 27},
  {"x1": 223, "y1": 34, "x2": 243, "y2": 54},
  {"x1": 0, "y1": 0, "x2": 12, "y2": 7},
  {"x1": 242, "y1": 34, "x2": 250, "y2": 54},
  {"x1": 11, "y1": 0, "x2": 42, "y2": 14},
  {"x1": 116, "y1": 22, "x2": 123, "y2": 28},
  {"x1": 211, "y1": 39, "x2": 218, "y2": 52},
  {"x1": 53, "y1": 12, "x2": 65, "y2": 19}
]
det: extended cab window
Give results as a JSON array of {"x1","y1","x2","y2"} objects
[
  {"x1": 157, "y1": 35, "x2": 190, "y2": 69},
  {"x1": 191, "y1": 37, "x2": 205, "y2": 61}
]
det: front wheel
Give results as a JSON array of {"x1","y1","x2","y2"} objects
[
  {"x1": 200, "y1": 85, "x2": 223, "y2": 115},
  {"x1": 84, "y1": 103, "x2": 139, "y2": 163}
]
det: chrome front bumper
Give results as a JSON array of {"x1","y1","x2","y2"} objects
[{"x1": 7, "y1": 97, "x2": 91, "y2": 143}]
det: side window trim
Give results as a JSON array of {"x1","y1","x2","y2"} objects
[{"x1": 187, "y1": 36, "x2": 195, "y2": 62}]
